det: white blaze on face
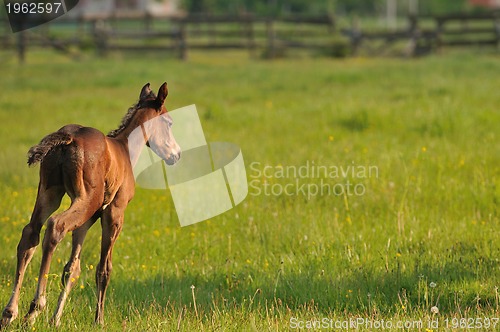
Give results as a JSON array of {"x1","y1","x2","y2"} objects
[
  {"x1": 128, "y1": 112, "x2": 181, "y2": 167},
  {"x1": 129, "y1": 104, "x2": 248, "y2": 227}
]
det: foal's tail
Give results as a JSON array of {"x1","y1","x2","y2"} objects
[{"x1": 27, "y1": 131, "x2": 73, "y2": 166}]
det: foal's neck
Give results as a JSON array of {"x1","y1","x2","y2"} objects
[{"x1": 112, "y1": 120, "x2": 148, "y2": 168}]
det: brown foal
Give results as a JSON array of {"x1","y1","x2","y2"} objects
[{"x1": 0, "y1": 82, "x2": 181, "y2": 328}]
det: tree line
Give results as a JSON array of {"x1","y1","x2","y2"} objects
[{"x1": 179, "y1": 0, "x2": 489, "y2": 16}]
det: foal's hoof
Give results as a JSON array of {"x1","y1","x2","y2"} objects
[
  {"x1": 49, "y1": 314, "x2": 62, "y2": 328},
  {"x1": 0, "y1": 309, "x2": 17, "y2": 329},
  {"x1": 94, "y1": 315, "x2": 105, "y2": 326},
  {"x1": 0, "y1": 317, "x2": 12, "y2": 330},
  {"x1": 22, "y1": 312, "x2": 39, "y2": 328}
]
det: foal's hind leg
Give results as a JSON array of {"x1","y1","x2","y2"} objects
[
  {"x1": 25, "y1": 198, "x2": 101, "y2": 324},
  {"x1": 50, "y1": 214, "x2": 99, "y2": 327},
  {"x1": 1, "y1": 185, "x2": 64, "y2": 328}
]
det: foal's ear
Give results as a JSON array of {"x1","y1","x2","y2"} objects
[
  {"x1": 157, "y1": 82, "x2": 168, "y2": 105},
  {"x1": 140, "y1": 83, "x2": 152, "y2": 100}
]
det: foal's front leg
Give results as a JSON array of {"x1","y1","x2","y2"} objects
[{"x1": 95, "y1": 204, "x2": 124, "y2": 325}]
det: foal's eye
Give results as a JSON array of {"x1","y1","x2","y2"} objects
[{"x1": 163, "y1": 117, "x2": 173, "y2": 128}]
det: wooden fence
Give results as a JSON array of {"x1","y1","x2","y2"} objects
[
  {"x1": 90, "y1": 13, "x2": 336, "y2": 59},
  {"x1": 341, "y1": 12, "x2": 500, "y2": 56},
  {"x1": 1, "y1": 12, "x2": 499, "y2": 62},
  {"x1": 435, "y1": 12, "x2": 500, "y2": 48}
]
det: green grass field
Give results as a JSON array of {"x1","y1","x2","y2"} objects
[{"x1": 0, "y1": 50, "x2": 499, "y2": 331}]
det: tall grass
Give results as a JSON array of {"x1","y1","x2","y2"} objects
[{"x1": 0, "y1": 50, "x2": 498, "y2": 331}]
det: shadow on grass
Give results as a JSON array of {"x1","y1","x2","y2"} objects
[{"x1": 107, "y1": 256, "x2": 498, "y2": 318}]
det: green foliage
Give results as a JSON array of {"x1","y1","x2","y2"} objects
[
  {"x1": 180, "y1": 0, "x2": 336, "y2": 15},
  {"x1": 0, "y1": 50, "x2": 498, "y2": 331},
  {"x1": 180, "y1": 0, "x2": 477, "y2": 15}
]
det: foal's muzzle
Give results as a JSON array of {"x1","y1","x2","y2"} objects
[{"x1": 165, "y1": 151, "x2": 181, "y2": 165}]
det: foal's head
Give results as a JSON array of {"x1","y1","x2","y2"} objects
[{"x1": 133, "y1": 82, "x2": 181, "y2": 165}]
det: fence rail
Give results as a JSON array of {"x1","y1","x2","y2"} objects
[{"x1": 1, "y1": 11, "x2": 499, "y2": 62}]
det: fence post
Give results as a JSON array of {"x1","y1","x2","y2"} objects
[
  {"x1": 76, "y1": 14, "x2": 85, "y2": 48},
  {"x1": 245, "y1": 16, "x2": 256, "y2": 58},
  {"x1": 494, "y1": 13, "x2": 500, "y2": 51},
  {"x1": 327, "y1": 14, "x2": 336, "y2": 34},
  {"x1": 405, "y1": 15, "x2": 419, "y2": 57},
  {"x1": 17, "y1": 30, "x2": 26, "y2": 64},
  {"x1": 350, "y1": 16, "x2": 361, "y2": 56},
  {"x1": 145, "y1": 13, "x2": 152, "y2": 32},
  {"x1": 266, "y1": 18, "x2": 276, "y2": 59},
  {"x1": 93, "y1": 19, "x2": 110, "y2": 57},
  {"x1": 435, "y1": 17, "x2": 444, "y2": 52},
  {"x1": 208, "y1": 18, "x2": 216, "y2": 44},
  {"x1": 179, "y1": 20, "x2": 187, "y2": 60},
  {"x1": 1, "y1": 19, "x2": 9, "y2": 50}
]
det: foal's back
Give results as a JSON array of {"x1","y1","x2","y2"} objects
[{"x1": 35, "y1": 124, "x2": 133, "y2": 205}]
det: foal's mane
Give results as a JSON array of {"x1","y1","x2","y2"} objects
[{"x1": 107, "y1": 91, "x2": 159, "y2": 138}]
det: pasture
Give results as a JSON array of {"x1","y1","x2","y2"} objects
[{"x1": 0, "y1": 50, "x2": 499, "y2": 331}]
